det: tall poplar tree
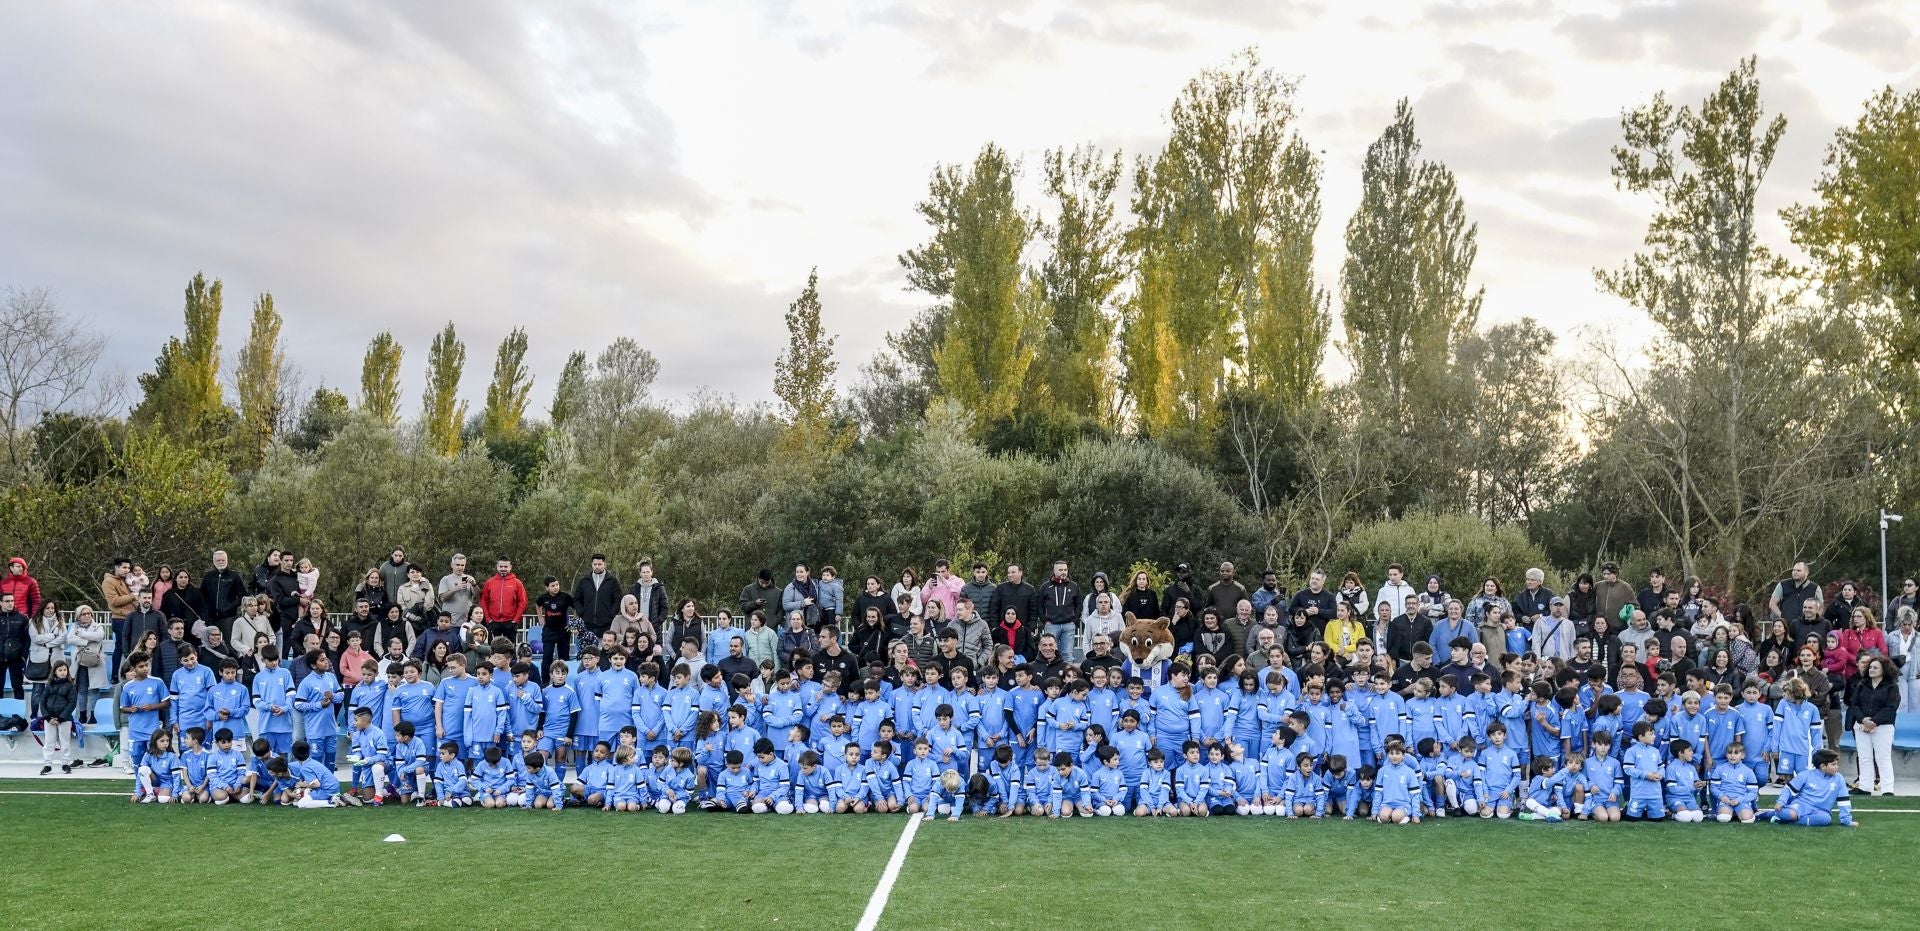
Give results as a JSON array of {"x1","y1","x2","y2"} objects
[
  {"x1": 233, "y1": 291, "x2": 286, "y2": 466},
  {"x1": 481, "y1": 327, "x2": 533, "y2": 443},
  {"x1": 421, "y1": 322, "x2": 467, "y2": 456},
  {"x1": 358, "y1": 331, "x2": 404, "y2": 427}
]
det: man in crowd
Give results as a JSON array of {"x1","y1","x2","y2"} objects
[
  {"x1": 438, "y1": 554, "x2": 477, "y2": 628},
  {"x1": 574, "y1": 554, "x2": 623, "y2": 642},
  {"x1": 990, "y1": 564, "x2": 1037, "y2": 631},
  {"x1": 204, "y1": 550, "x2": 247, "y2": 637},
  {"x1": 1770, "y1": 561, "x2": 1821, "y2": 623},
  {"x1": 1289, "y1": 569, "x2": 1335, "y2": 634},
  {"x1": 1207, "y1": 561, "x2": 1247, "y2": 618},
  {"x1": 739, "y1": 568, "x2": 780, "y2": 623},
  {"x1": 480, "y1": 557, "x2": 528, "y2": 641},
  {"x1": 960, "y1": 563, "x2": 997, "y2": 622},
  {"x1": 1038, "y1": 562, "x2": 1082, "y2": 664}
]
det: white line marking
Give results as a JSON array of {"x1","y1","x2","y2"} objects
[
  {"x1": 853, "y1": 815, "x2": 922, "y2": 931},
  {"x1": 0, "y1": 790, "x2": 128, "y2": 796}
]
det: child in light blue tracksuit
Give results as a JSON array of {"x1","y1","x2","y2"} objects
[
  {"x1": 1443, "y1": 737, "x2": 1485, "y2": 815},
  {"x1": 1579, "y1": 732, "x2": 1623, "y2": 822},
  {"x1": 655, "y1": 748, "x2": 697, "y2": 814},
  {"x1": 1283, "y1": 753, "x2": 1325, "y2": 818},
  {"x1": 750, "y1": 740, "x2": 793, "y2": 814},
  {"x1": 861, "y1": 742, "x2": 903, "y2": 813},
  {"x1": 829, "y1": 743, "x2": 868, "y2": 813},
  {"x1": 1662, "y1": 739, "x2": 1706, "y2": 822},
  {"x1": 1090, "y1": 747, "x2": 1128, "y2": 815},
  {"x1": 792, "y1": 750, "x2": 830, "y2": 813},
  {"x1": 903, "y1": 740, "x2": 941, "y2": 814},
  {"x1": 391, "y1": 722, "x2": 431, "y2": 804},
  {"x1": 521, "y1": 751, "x2": 564, "y2": 809},
  {"x1": 1621, "y1": 722, "x2": 1666, "y2": 820},
  {"x1": 1709, "y1": 741, "x2": 1760, "y2": 823},
  {"x1": 1174, "y1": 743, "x2": 1212, "y2": 816},
  {"x1": 924, "y1": 769, "x2": 966, "y2": 822},
  {"x1": 433, "y1": 741, "x2": 473, "y2": 806},
  {"x1": 1762, "y1": 748, "x2": 1853, "y2": 827},
  {"x1": 1136, "y1": 749, "x2": 1175, "y2": 816},
  {"x1": 1373, "y1": 742, "x2": 1423, "y2": 824},
  {"x1": 1769, "y1": 678, "x2": 1823, "y2": 782},
  {"x1": 708, "y1": 750, "x2": 753, "y2": 812},
  {"x1": 605, "y1": 746, "x2": 645, "y2": 811}
]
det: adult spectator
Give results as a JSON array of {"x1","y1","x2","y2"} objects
[
  {"x1": 1790, "y1": 598, "x2": 1831, "y2": 649},
  {"x1": 1533, "y1": 596, "x2": 1576, "y2": 661},
  {"x1": 1081, "y1": 633, "x2": 1123, "y2": 674},
  {"x1": 124, "y1": 590, "x2": 167, "y2": 657},
  {"x1": 1427, "y1": 600, "x2": 1473, "y2": 657},
  {"x1": 919, "y1": 559, "x2": 964, "y2": 623},
  {"x1": 1038, "y1": 561, "x2": 1083, "y2": 663},
  {"x1": 1512, "y1": 568, "x2": 1554, "y2": 625},
  {"x1": 394, "y1": 564, "x2": 436, "y2": 647},
  {"x1": 1373, "y1": 564, "x2": 1415, "y2": 628},
  {"x1": 628, "y1": 559, "x2": 670, "y2": 628},
  {"x1": 959, "y1": 564, "x2": 997, "y2": 622},
  {"x1": 1849, "y1": 655, "x2": 1900, "y2": 796},
  {"x1": 890, "y1": 568, "x2": 923, "y2": 620},
  {"x1": 1029, "y1": 632, "x2": 1068, "y2": 684},
  {"x1": 783, "y1": 563, "x2": 822, "y2": 628},
  {"x1": 2, "y1": 556, "x2": 42, "y2": 619},
  {"x1": 1565, "y1": 573, "x2": 1597, "y2": 629},
  {"x1": 1464, "y1": 577, "x2": 1512, "y2": 628},
  {"x1": 1121, "y1": 570, "x2": 1161, "y2": 620},
  {"x1": 409, "y1": 610, "x2": 462, "y2": 662},
  {"x1": 250, "y1": 548, "x2": 282, "y2": 595},
  {"x1": 377, "y1": 547, "x2": 411, "y2": 605},
  {"x1": 1161, "y1": 564, "x2": 1200, "y2": 624},
  {"x1": 929, "y1": 628, "x2": 975, "y2": 680},
  {"x1": 1250, "y1": 570, "x2": 1286, "y2": 619},
  {"x1": 1593, "y1": 562, "x2": 1635, "y2": 626},
  {"x1": 1084, "y1": 592, "x2": 1126, "y2": 656},
  {"x1": 717, "y1": 636, "x2": 756, "y2": 684},
  {"x1": 814, "y1": 625, "x2": 859, "y2": 689},
  {"x1": 0, "y1": 593, "x2": 25, "y2": 699},
  {"x1": 1207, "y1": 562, "x2": 1247, "y2": 618},
  {"x1": 1335, "y1": 571, "x2": 1371, "y2": 619},
  {"x1": 479, "y1": 557, "x2": 527, "y2": 641},
  {"x1": 1288, "y1": 569, "x2": 1336, "y2": 633},
  {"x1": 852, "y1": 576, "x2": 894, "y2": 628},
  {"x1": 989, "y1": 563, "x2": 1038, "y2": 629},
  {"x1": 949, "y1": 597, "x2": 992, "y2": 668},
  {"x1": 1824, "y1": 581, "x2": 1870, "y2": 629},
  {"x1": 101, "y1": 557, "x2": 136, "y2": 651},
  {"x1": 1837, "y1": 605, "x2": 1887, "y2": 660},
  {"x1": 1636, "y1": 567, "x2": 1673, "y2": 617},
  {"x1": 1617, "y1": 609, "x2": 1656, "y2": 657},
  {"x1": 849, "y1": 606, "x2": 893, "y2": 664},
  {"x1": 777, "y1": 611, "x2": 811, "y2": 669},
  {"x1": 738, "y1": 568, "x2": 779, "y2": 623},
  {"x1": 161, "y1": 569, "x2": 208, "y2": 640},
  {"x1": 741, "y1": 611, "x2": 777, "y2": 667},
  {"x1": 203, "y1": 550, "x2": 247, "y2": 634},
  {"x1": 437, "y1": 554, "x2": 478, "y2": 628},
  {"x1": 1385, "y1": 594, "x2": 1430, "y2": 664},
  {"x1": 1768, "y1": 561, "x2": 1820, "y2": 622},
  {"x1": 1885, "y1": 577, "x2": 1918, "y2": 630},
  {"x1": 569, "y1": 554, "x2": 623, "y2": 641},
  {"x1": 1889, "y1": 608, "x2": 1919, "y2": 709},
  {"x1": 353, "y1": 567, "x2": 391, "y2": 627},
  {"x1": 343, "y1": 599, "x2": 379, "y2": 650}
]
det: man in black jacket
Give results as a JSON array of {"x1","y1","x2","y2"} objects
[
  {"x1": 124, "y1": 591, "x2": 167, "y2": 655},
  {"x1": 1162, "y1": 563, "x2": 1201, "y2": 618},
  {"x1": 813, "y1": 626, "x2": 860, "y2": 692},
  {"x1": 265, "y1": 552, "x2": 303, "y2": 640},
  {"x1": 739, "y1": 569, "x2": 781, "y2": 622},
  {"x1": 204, "y1": 550, "x2": 247, "y2": 635},
  {"x1": 1037, "y1": 561, "x2": 1082, "y2": 663},
  {"x1": 1288, "y1": 569, "x2": 1337, "y2": 634},
  {"x1": 572, "y1": 554, "x2": 623, "y2": 640},
  {"x1": 0, "y1": 593, "x2": 26, "y2": 700},
  {"x1": 1384, "y1": 593, "x2": 1432, "y2": 664},
  {"x1": 989, "y1": 564, "x2": 1038, "y2": 631},
  {"x1": 1027, "y1": 632, "x2": 1067, "y2": 685}
]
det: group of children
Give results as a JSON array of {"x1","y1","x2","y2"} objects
[{"x1": 115, "y1": 641, "x2": 1859, "y2": 826}]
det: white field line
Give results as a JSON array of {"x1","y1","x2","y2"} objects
[{"x1": 853, "y1": 815, "x2": 922, "y2": 931}]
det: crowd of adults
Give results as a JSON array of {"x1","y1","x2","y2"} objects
[{"x1": 1, "y1": 549, "x2": 1915, "y2": 782}]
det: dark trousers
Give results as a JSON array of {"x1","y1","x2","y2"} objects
[
  {"x1": 0, "y1": 657, "x2": 24, "y2": 699},
  {"x1": 541, "y1": 629, "x2": 570, "y2": 683},
  {"x1": 484, "y1": 621, "x2": 519, "y2": 643}
]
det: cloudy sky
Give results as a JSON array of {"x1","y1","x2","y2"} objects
[{"x1": 3, "y1": 0, "x2": 1916, "y2": 414}]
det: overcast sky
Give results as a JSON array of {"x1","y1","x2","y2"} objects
[{"x1": 3, "y1": 0, "x2": 1916, "y2": 415}]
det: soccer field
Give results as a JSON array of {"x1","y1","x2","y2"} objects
[{"x1": 3, "y1": 781, "x2": 1916, "y2": 930}]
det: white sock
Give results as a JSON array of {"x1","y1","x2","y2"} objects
[
  {"x1": 751, "y1": 801, "x2": 769, "y2": 814},
  {"x1": 803, "y1": 801, "x2": 819, "y2": 813},
  {"x1": 1716, "y1": 812, "x2": 1732, "y2": 823},
  {"x1": 655, "y1": 800, "x2": 671, "y2": 813},
  {"x1": 775, "y1": 800, "x2": 794, "y2": 814},
  {"x1": 1462, "y1": 798, "x2": 1479, "y2": 815}
]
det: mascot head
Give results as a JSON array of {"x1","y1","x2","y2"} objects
[{"x1": 1120, "y1": 613, "x2": 1174, "y2": 667}]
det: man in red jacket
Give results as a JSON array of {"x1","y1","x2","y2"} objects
[
  {"x1": 1, "y1": 557, "x2": 41, "y2": 620},
  {"x1": 479, "y1": 557, "x2": 528, "y2": 643}
]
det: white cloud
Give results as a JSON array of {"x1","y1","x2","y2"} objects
[{"x1": 1, "y1": 0, "x2": 1916, "y2": 415}]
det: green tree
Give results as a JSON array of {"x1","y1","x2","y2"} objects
[
  {"x1": 481, "y1": 327, "x2": 533, "y2": 443},
  {"x1": 233, "y1": 292, "x2": 285, "y2": 467},
  {"x1": 1594, "y1": 57, "x2": 1873, "y2": 597},
  {"x1": 358, "y1": 331, "x2": 404, "y2": 427},
  {"x1": 288, "y1": 386, "x2": 351, "y2": 453},
  {"x1": 1036, "y1": 144, "x2": 1126, "y2": 419},
  {"x1": 550, "y1": 350, "x2": 588, "y2": 428},
  {"x1": 773, "y1": 268, "x2": 840, "y2": 455},
  {"x1": 1123, "y1": 49, "x2": 1319, "y2": 436},
  {"x1": 1341, "y1": 99, "x2": 1483, "y2": 430},
  {"x1": 421, "y1": 322, "x2": 468, "y2": 457},
  {"x1": 1244, "y1": 137, "x2": 1331, "y2": 409},
  {"x1": 900, "y1": 143, "x2": 1038, "y2": 430},
  {"x1": 134, "y1": 272, "x2": 227, "y2": 440}
]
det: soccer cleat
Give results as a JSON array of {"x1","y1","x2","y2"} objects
[
  {"x1": 342, "y1": 794, "x2": 364, "y2": 807},
  {"x1": 366, "y1": 797, "x2": 383, "y2": 807}
]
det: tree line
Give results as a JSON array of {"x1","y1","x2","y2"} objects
[{"x1": 0, "y1": 53, "x2": 1914, "y2": 613}]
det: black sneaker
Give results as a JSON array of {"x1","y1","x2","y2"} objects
[
  {"x1": 1848, "y1": 786, "x2": 1868, "y2": 796},
  {"x1": 61, "y1": 764, "x2": 72, "y2": 774},
  {"x1": 86, "y1": 758, "x2": 111, "y2": 768},
  {"x1": 39, "y1": 766, "x2": 51, "y2": 776}
]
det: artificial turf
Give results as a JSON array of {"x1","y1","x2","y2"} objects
[{"x1": 2, "y1": 781, "x2": 1915, "y2": 930}]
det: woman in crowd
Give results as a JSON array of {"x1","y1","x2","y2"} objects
[
  {"x1": 1891, "y1": 607, "x2": 1920, "y2": 709},
  {"x1": 891, "y1": 568, "x2": 923, "y2": 620},
  {"x1": 1847, "y1": 654, "x2": 1899, "y2": 796},
  {"x1": 64, "y1": 604, "x2": 107, "y2": 723},
  {"x1": 162, "y1": 569, "x2": 208, "y2": 641},
  {"x1": 1122, "y1": 571, "x2": 1160, "y2": 620}
]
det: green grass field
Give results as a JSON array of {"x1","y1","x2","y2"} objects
[{"x1": 3, "y1": 780, "x2": 1917, "y2": 930}]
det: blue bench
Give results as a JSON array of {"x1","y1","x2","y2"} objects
[{"x1": 1838, "y1": 711, "x2": 1920, "y2": 752}]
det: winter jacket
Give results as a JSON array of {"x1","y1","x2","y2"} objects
[
  {"x1": 101, "y1": 573, "x2": 135, "y2": 619},
  {"x1": 479, "y1": 573, "x2": 527, "y2": 625},
  {"x1": 1208, "y1": 580, "x2": 1249, "y2": 618},
  {"x1": 951, "y1": 616, "x2": 992, "y2": 667},
  {"x1": 1837, "y1": 626, "x2": 1887, "y2": 659},
  {"x1": 776, "y1": 627, "x2": 811, "y2": 669},
  {"x1": 989, "y1": 582, "x2": 1038, "y2": 627},
  {"x1": 0, "y1": 610, "x2": 27, "y2": 662},
  {"x1": 1, "y1": 557, "x2": 42, "y2": 618},
  {"x1": 409, "y1": 625, "x2": 463, "y2": 661},
  {"x1": 38, "y1": 676, "x2": 77, "y2": 721},
  {"x1": 377, "y1": 557, "x2": 411, "y2": 606},
  {"x1": 265, "y1": 569, "x2": 302, "y2": 627},
  {"x1": 960, "y1": 580, "x2": 998, "y2": 618},
  {"x1": 202, "y1": 566, "x2": 246, "y2": 622},
  {"x1": 1038, "y1": 578, "x2": 1083, "y2": 629},
  {"x1": 572, "y1": 572, "x2": 623, "y2": 633},
  {"x1": 737, "y1": 581, "x2": 780, "y2": 623},
  {"x1": 1846, "y1": 677, "x2": 1899, "y2": 730},
  {"x1": 782, "y1": 580, "x2": 821, "y2": 628},
  {"x1": 28, "y1": 618, "x2": 64, "y2": 665},
  {"x1": 1594, "y1": 579, "x2": 1636, "y2": 626},
  {"x1": 162, "y1": 585, "x2": 208, "y2": 628}
]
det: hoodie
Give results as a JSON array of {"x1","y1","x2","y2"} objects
[
  {"x1": 1, "y1": 558, "x2": 42, "y2": 619},
  {"x1": 1038, "y1": 575, "x2": 1083, "y2": 629}
]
